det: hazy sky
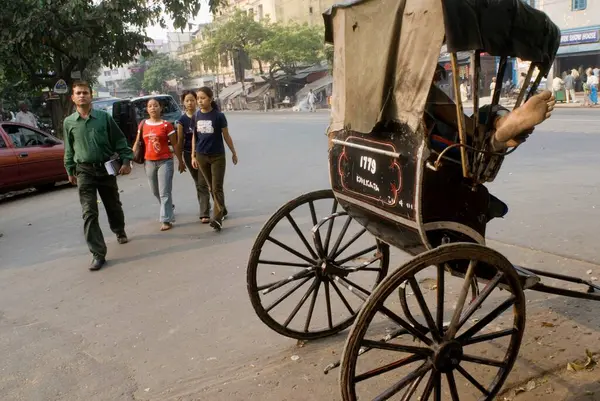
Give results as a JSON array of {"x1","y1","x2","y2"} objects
[{"x1": 145, "y1": 7, "x2": 213, "y2": 40}]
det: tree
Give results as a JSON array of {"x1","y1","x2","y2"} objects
[
  {"x1": 201, "y1": 10, "x2": 269, "y2": 89},
  {"x1": 142, "y1": 53, "x2": 189, "y2": 92},
  {"x1": 250, "y1": 22, "x2": 326, "y2": 80},
  {"x1": 0, "y1": 0, "x2": 223, "y2": 135}
]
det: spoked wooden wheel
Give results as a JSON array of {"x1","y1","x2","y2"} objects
[
  {"x1": 247, "y1": 189, "x2": 390, "y2": 340},
  {"x1": 340, "y1": 243, "x2": 525, "y2": 401}
]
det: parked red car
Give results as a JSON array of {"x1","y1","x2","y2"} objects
[{"x1": 0, "y1": 122, "x2": 67, "y2": 193}]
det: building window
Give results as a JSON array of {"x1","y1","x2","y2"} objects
[
  {"x1": 104, "y1": 71, "x2": 111, "y2": 76},
  {"x1": 572, "y1": 0, "x2": 586, "y2": 10},
  {"x1": 258, "y1": 4, "x2": 263, "y2": 20},
  {"x1": 112, "y1": 69, "x2": 119, "y2": 75},
  {"x1": 248, "y1": 7, "x2": 254, "y2": 17},
  {"x1": 309, "y1": 6, "x2": 313, "y2": 14}
]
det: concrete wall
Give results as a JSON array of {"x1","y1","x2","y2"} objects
[
  {"x1": 275, "y1": 0, "x2": 338, "y2": 25},
  {"x1": 538, "y1": 0, "x2": 598, "y2": 30}
]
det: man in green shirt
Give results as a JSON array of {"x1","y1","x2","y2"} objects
[{"x1": 64, "y1": 81, "x2": 134, "y2": 271}]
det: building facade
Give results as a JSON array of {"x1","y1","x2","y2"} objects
[{"x1": 536, "y1": 0, "x2": 600, "y2": 79}]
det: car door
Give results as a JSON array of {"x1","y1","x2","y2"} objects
[
  {"x1": 0, "y1": 129, "x2": 20, "y2": 190},
  {"x1": 1, "y1": 123, "x2": 64, "y2": 183},
  {"x1": 112, "y1": 100, "x2": 138, "y2": 145}
]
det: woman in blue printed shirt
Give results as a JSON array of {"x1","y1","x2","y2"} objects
[{"x1": 191, "y1": 87, "x2": 238, "y2": 231}]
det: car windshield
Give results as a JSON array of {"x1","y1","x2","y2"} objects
[
  {"x1": 92, "y1": 98, "x2": 119, "y2": 114},
  {"x1": 132, "y1": 96, "x2": 181, "y2": 121}
]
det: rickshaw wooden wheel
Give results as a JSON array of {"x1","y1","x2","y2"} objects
[
  {"x1": 339, "y1": 243, "x2": 525, "y2": 401},
  {"x1": 247, "y1": 189, "x2": 390, "y2": 340}
]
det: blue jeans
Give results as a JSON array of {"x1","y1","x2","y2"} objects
[{"x1": 145, "y1": 158, "x2": 175, "y2": 223}]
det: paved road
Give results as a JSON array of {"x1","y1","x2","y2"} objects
[{"x1": 0, "y1": 109, "x2": 599, "y2": 400}]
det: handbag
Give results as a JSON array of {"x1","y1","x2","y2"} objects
[{"x1": 133, "y1": 120, "x2": 146, "y2": 164}]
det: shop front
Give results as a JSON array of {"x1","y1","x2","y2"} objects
[{"x1": 553, "y1": 27, "x2": 600, "y2": 90}]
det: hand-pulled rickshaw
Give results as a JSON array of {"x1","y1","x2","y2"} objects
[{"x1": 246, "y1": 0, "x2": 600, "y2": 399}]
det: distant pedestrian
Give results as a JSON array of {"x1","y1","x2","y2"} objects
[
  {"x1": 15, "y1": 102, "x2": 38, "y2": 128},
  {"x1": 176, "y1": 90, "x2": 211, "y2": 223},
  {"x1": 191, "y1": 87, "x2": 238, "y2": 231},
  {"x1": 134, "y1": 98, "x2": 184, "y2": 231},
  {"x1": 307, "y1": 89, "x2": 317, "y2": 112},
  {"x1": 63, "y1": 81, "x2": 133, "y2": 271},
  {"x1": 563, "y1": 71, "x2": 576, "y2": 103}
]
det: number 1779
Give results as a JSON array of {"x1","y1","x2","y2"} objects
[{"x1": 359, "y1": 156, "x2": 377, "y2": 174}]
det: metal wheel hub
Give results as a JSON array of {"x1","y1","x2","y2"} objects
[
  {"x1": 318, "y1": 259, "x2": 349, "y2": 278},
  {"x1": 433, "y1": 340, "x2": 463, "y2": 373}
]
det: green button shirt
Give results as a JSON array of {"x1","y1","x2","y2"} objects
[{"x1": 63, "y1": 108, "x2": 134, "y2": 176}]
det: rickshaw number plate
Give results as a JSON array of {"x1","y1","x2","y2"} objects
[{"x1": 337, "y1": 136, "x2": 402, "y2": 206}]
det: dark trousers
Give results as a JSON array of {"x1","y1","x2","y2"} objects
[
  {"x1": 196, "y1": 153, "x2": 227, "y2": 221},
  {"x1": 183, "y1": 151, "x2": 210, "y2": 218},
  {"x1": 76, "y1": 164, "x2": 125, "y2": 258}
]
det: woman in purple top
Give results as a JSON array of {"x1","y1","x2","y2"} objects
[
  {"x1": 191, "y1": 87, "x2": 238, "y2": 231},
  {"x1": 176, "y1": 90, "x2": 211, "y2": 222}
]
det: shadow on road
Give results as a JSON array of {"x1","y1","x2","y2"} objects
[{"x1": 0, "y1": 182, "x2": 72, "y2": 205}]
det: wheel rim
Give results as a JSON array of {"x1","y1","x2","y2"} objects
[
  {"x1": 247, "y1": 189, "x2": 389, "y2": 340},
  {"x1": 340, "y1": 243, "x2": 525, "y2": 401}
]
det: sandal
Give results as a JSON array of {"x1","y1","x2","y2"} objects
[
  {"x1": 160, "y1": 222, "x2": 173, "y2": 231},
  {"x1": 200, "y1": 217, "x2": 210, "y2": 224}
]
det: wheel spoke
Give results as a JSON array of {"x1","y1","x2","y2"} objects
[
  {"x1": 341, "y1": 253, "x2": 383, "y2": 272},
  {"x1": 330, "y1": 279, "x2": 355, "y2": 315},
  {"x1": 336, "y1": 244, "x2": 378, "y2": 266},
  {"x1": 408, "y1": 277, "x2": 442, "y2": 342},
  {"x1": 257, "y1": 269, "x2": 314, "y2": 293},
  {"x1": 284, "y1": 215, "x2": 319, "y2": 260},
  {"x1": 333, "y1": 227, "x2": 368, "y2": 260},
  {"x1": 372, "y1": 361, "x2": 432, "y2": 401},
  {"x1": 283, "y1": 278, "x2": 320, "y2": 328},
  {"x1": 400, "y1": 374, "x2": 425, "y2": 401},
  {"x1": 456, "y1": 272, "x2": 504, "y2": 331},
  {"x1": 373, "y1": 303, "x2": 434, "y2": 346},
  {"x1": 436, "y1": 265, "x2": 445, "y2": 332},
  {"x1": 360, "y1": 339, "x2": 432, "y2": 356},
  {"x1": 462, "y1": 328, "x2": 517, "y2": 346},
  {"x1": 356, "y1": 354, "x2": 425, "y2": 383},
  {"x1": 445, "y1": 260, "x2": 477, "y2": 340},
  {"x1": 308, "y1": 200, "x2": 318, "y2": 226},
  {"x1": 304, "y1": 279, "x2": 322, "y2": 332},
  {"x1": 434, "y1": 370, "x2": 442, "y2": 401},
  {"x1": 258, "y1": 259, "x2": 313, "y2": 268},
  {"x1": 420, "y1": 371, "x2": 436, "y2": 401},
  {"x1": 446, "y1": 371, "x2": 460, "y2": 401},
  {"x1": 338, "y1": 276, "x2": 372, "y2": 296},
  {"x1": 266, "y1": 236, "x2": 316, "y2": 265},
  {"x1": 328, "y1": 216, "x2": 352, "y2": 258},
  {"x1": 324, "y1": 280, "x2": 333, "y2": 329},
  {"x1": 456, "y1": 365, "x2": 490, "y2": 396},
  {"x1": 323, "y1": 199, "x2": 338, "y2": 254},
  {"x1": 456, "y1": 296, "x2": 516, "y2": 343},
  {"x1": 264, "y1": 276, "x2": 312, "y2": 312},
  {"x1": 462, "y1": 353, "x2": 507, "y2": 368}
]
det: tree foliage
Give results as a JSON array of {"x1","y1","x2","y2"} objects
[
  {"x1": 0, "y1": 0, "x2": 223, "y2": 131},
  {"x1": 142, "y1": 53, "x2": 189, "y2": 92},
  {"x1": 250, "y1": 22, "x2": 326, "y2": 78}
]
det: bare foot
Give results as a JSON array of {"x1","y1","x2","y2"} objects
[
  {"x1": 493, "y1": 90, "x2": 555, "y2": 148},
  {"x1": 160, "y1": 223, "x2": 172, "y2": 231}
]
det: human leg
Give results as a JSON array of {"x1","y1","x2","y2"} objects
[
  {"x1": 97, "y1": 174, "x2": 126, "y2": 239},
  {"x1": 210, "y1": 153, "x2": 227, "y2": 222},
  {"x1": 157, "y1": 158, "x2": 175, "y2": 226},
  {"x1": 77, "y1": 168, "x2": 107, "y2": 260},
  {"x1": 196, "y1": 154, "x2": 213, "y2": 221}
]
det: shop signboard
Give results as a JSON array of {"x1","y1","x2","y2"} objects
[{"x1": 560, "y1": 30, "x2": 600, "y2": 46}]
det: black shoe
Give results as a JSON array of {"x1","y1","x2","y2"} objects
[
  {"x1": 90, "y1": 257, "x2": 106, "y2": 271},
  {"x1": 223, "y1": 209, "x2": 228, "y2": 220},
  {"x1": 209, "y1": 219, "x2": 222, "y2": 232},
  {"x1": 117, "y1": 233, "x2": 128, "y2": 244}
]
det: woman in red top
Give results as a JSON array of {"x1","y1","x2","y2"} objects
[{"x1": 133, "y1": 98, "x2": 184, "y2": 231}]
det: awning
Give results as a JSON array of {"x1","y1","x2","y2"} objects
[
  {"x1": 247, "y1": 83, "x2": 271, "y2": 99},
  {"x1": 295, "y1": 75, "x2": 333, "y2": 99},
  {"x1": 217, "y1": 82, "x2": 244, "y2": 100}
]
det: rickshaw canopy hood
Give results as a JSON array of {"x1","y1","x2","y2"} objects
[{"x1": 323, "y1": 0, "x2": 560, "y2": 134}]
